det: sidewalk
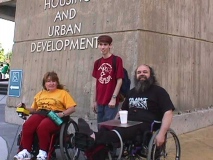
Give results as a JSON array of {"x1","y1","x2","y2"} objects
[
  {"x1": 179, "y1": 125, "x2": 213, "y2": 160},
  {"x1": 0, "y1": 94, "x2": 21, "y2": 160},
  {"x1": 0, "y1": 137, "x2": 8, "y2": 160},
  {"x1": 0, "y1": 94, "x2": 213, "y2": 160},
  {"x1": 0, "y1": 95, "x2": 10, "y2": 160}
]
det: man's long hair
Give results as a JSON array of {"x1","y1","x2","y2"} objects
[{"x1": 134, "y1": 65, "x2": 159, "y2": 92}]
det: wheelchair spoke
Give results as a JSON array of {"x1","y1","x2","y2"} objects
[
  {"x1": 60, "y1": 119, "x2": 80, "y2": 160},
  {"x1": 147, "y1": 129, "x2": 181, "y2": 160}
]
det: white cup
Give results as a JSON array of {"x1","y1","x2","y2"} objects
[{"x1": 119, "y1": 110, "x2": 128, "y2": 124}]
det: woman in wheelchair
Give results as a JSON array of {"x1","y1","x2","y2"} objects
[
  {"x1": 14, "y1": 71, "x2": 77, "y2": 160},
  {"x1": 77, "y1": 64, "x2": 175, "y2": 158}
]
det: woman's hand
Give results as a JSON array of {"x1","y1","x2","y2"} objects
[
  {"x1": 57, "y1": 112, "x2": 65, "y2": 118},
  {"x1": 58, "y1": 107, "x2": 75, "y2": 117},
  {"x1": 16, "y1": 102, "x2": 26, "y2": 108}
]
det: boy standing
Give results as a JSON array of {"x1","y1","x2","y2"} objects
[{"x1": 92, "y1": 35, "x2": 124, "y2": 124}]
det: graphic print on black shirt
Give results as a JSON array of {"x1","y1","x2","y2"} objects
[
  {"x1": 129, "y1": 97, "x2": 148, "y2": 110},
  {"x1": 122, "y1": 85, "x2": 175, "y2": 123}
]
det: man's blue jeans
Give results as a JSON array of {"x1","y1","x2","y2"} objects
[{"x1": 97, "y1": 105, "x2": 118, "y2": 124}]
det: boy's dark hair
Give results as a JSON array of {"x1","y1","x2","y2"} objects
[{"x1": 97, "y1": 35, "x2": 113, "y2": 45}]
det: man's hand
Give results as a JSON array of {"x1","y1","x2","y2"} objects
[
  {"x1": 108, "y1": 98, "x2": 116, "y2": 108},
  {"x1": 155, "y1": 110, "x2": 173, "y2": 146},
  {"x1": 155, "y1": 133, "x2": 165, "y2": 147}
]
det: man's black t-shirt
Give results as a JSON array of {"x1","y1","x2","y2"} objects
[{"x1": 121, "y1": 85, "x2": 175, "y2": 123}]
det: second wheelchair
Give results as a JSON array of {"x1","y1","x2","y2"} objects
[
  {"x1": 16, "y1": 107, "x2": 79, "y2": 160},
  {"x1": 73, "y1": 120, "x2": 181, "y2": 160}
]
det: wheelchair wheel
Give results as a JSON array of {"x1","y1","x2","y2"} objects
[
  {"x1": 60, "y1": 119, "x2": 80, "y2": 160},
  {"x1": 17, "y1": 131, "x2": 39, "y2": 159},
  {"x1": 147, "y1": 129, "x2": 181, "y2": 160}
]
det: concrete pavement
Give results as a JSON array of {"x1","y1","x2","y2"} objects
[
  {"x1": 179, "y1": 125, "x2": 213, "y2": 160},
  {"x1": 0, "y1": 94, "x2": 20, "y2": 160},
  {"x1": 0, "y1": 137, "x2": 8, "y2": 160},
  {"x1": 0, "y1": 94, "x2": 8, "y2": 160},
  {"x1": 0, "y1": 94, "x2": 213, "y2": 160},
  {"x1": 0, "y1": 95, "x2": 9, "y2": 160}
]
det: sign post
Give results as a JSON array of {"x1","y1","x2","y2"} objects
[{"x1": 8, "y1": 70, "x2": 23, "y2": 97}]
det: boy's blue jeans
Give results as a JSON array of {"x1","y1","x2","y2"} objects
[{"x1": 97, "y1": 105, "x2": 118, "y2": 124}]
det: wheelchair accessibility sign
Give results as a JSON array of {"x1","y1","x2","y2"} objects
[{"x1": 8, "y1": 70, "x2": 23, "y2": 97}]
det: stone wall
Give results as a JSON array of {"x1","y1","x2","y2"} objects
[{"x1": 4, "y1": 0, "x2": 213, "y2": 133}]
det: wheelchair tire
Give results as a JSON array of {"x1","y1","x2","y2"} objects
[
  {"x1": 60, "y1": 119, "x2": 80, "y2": 160},
  {"x1": 147, "y1": 128, "x2": 181, "y2": 160},
  {"x1": 17, "y1": 131, "x2": 39, "y2": 159}
]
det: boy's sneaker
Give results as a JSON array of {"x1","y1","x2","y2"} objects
[
  {"x1": 14, "y1": 149, "x2": 31, "y2": 160},
  {"x1": 36, "y1": 149, "x2": 47, "y2": 160}
]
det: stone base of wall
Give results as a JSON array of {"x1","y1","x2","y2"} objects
[
  {"x1": 5, "y1": 106, "x2": 213, "y2": 135},
  {"x1": 171, "y1": 107, "x2": 213, "y2": 135}
]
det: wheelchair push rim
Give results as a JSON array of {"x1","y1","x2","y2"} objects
[
  {"x1": 60, "y1": 119, "x2": 80, "y2": 160},
  {"x1": 147, "y1": 128, "x2": 181, "y2": 160}
]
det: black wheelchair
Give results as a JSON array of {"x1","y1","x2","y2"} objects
[
  {"x1": 73, "y1": 120, "x2": 181, "y2": 160},
  {"x1": 16, "y1": 109, "x2": 79, "y2": 160}
]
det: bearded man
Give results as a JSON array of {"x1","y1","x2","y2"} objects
[{"x1": 77, "y1": 64, "x2": 175, "y2": 151}]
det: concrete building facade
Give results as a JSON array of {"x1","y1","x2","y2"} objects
[{"x1": 1, "y1": 0, "x2": 212, "y2": 134}]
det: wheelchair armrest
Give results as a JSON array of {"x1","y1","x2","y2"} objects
[{"x1": 151, "y1": 120, "x2": 162, "y2": 132}]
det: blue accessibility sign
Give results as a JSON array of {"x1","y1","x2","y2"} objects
[{"x1": 8, "y1": 70, "x2": 23, "y2": 97}]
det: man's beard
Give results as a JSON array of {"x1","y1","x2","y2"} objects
[{"x1": 135, "y1": 76, "x2": 153, "y2": 93}]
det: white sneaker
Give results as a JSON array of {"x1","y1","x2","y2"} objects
[
  {"x1": 14, "y1": 149, "x2": 31, "y2": 160},
  {"x1": 36, "y1": 149, "x2": 47, "y2": 160}
]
